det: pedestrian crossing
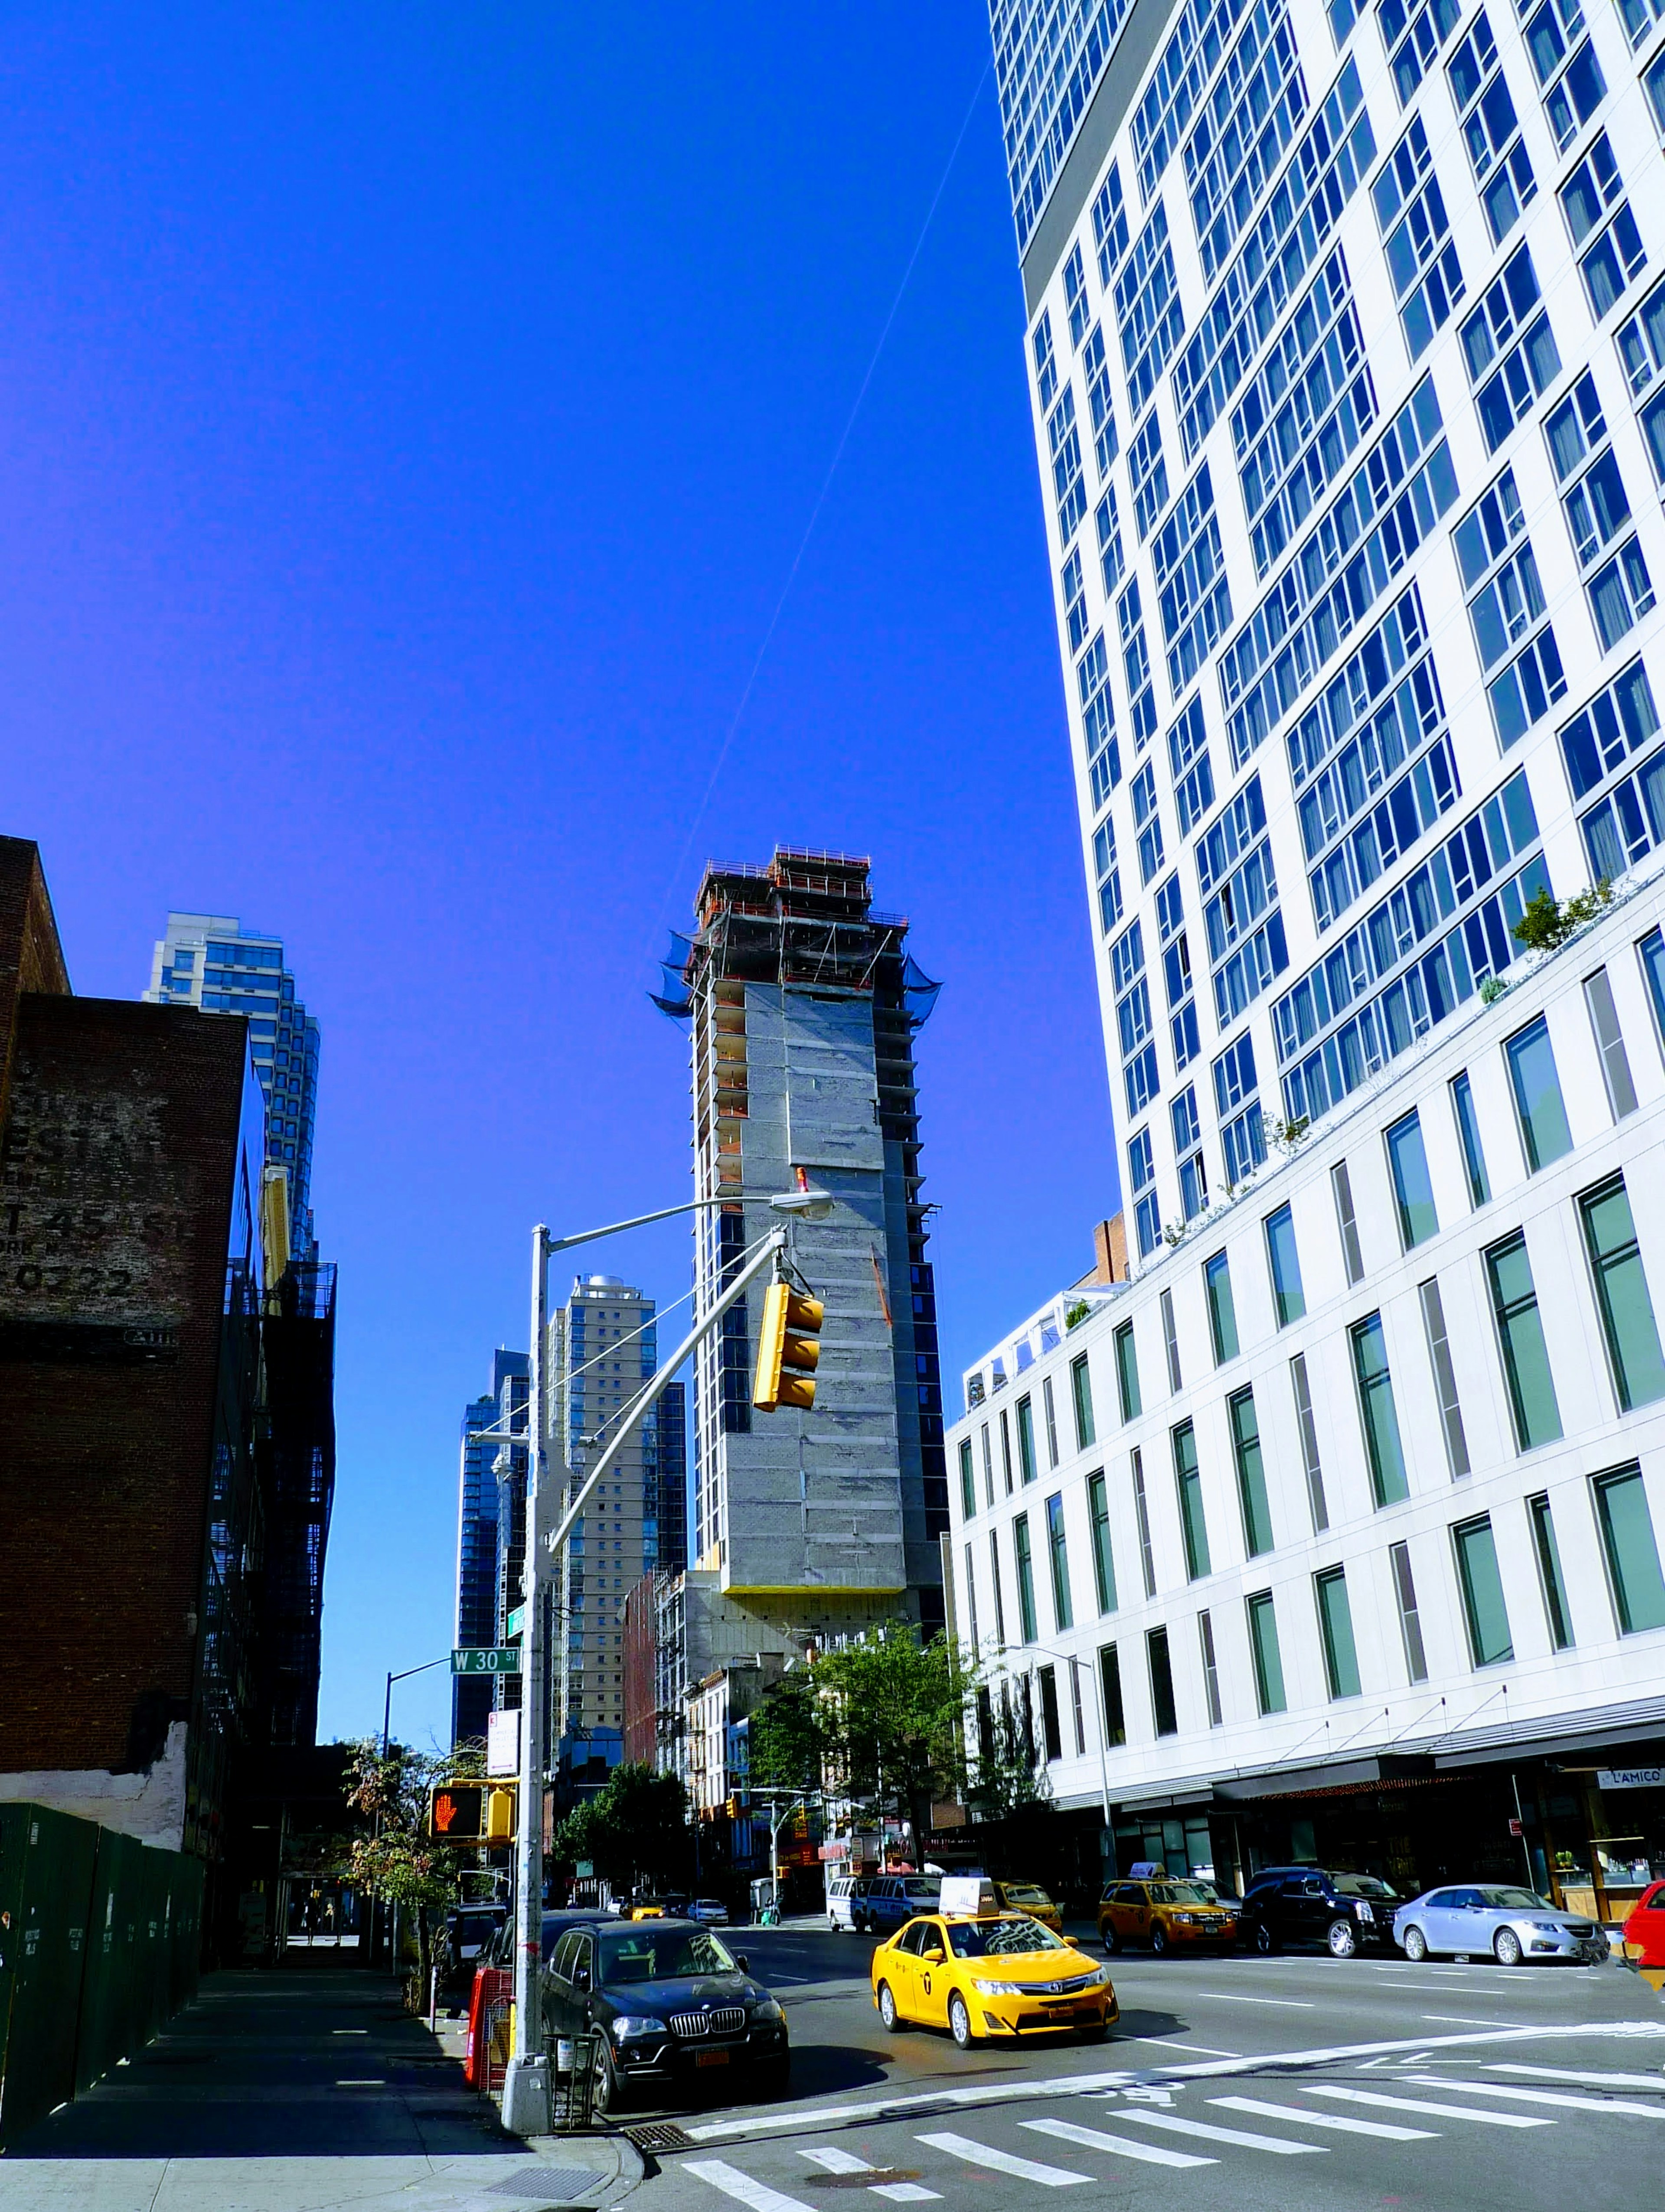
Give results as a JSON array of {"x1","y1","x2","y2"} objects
[{"x1": 681, "y1": 2061, "x2": 1660, "y2": 2205}]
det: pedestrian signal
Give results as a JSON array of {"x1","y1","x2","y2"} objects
[
  {"x1": 428, "y1": 1782, "x2": 518, "y2": 1844},
  {"x1": 752, "y1": 1282, "x2": 823, "y2": 1411}
]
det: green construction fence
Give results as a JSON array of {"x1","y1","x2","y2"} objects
[{"x1": 0, "y1": 1802, "x2": 203, "y2": 2148}]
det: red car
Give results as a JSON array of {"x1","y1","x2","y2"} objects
[{"x1": 1622, "y1": 1880, "x2": 1665, "y2": 1988}]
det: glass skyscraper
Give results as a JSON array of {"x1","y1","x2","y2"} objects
[
  {"x1": 453, "y1": 1350, "x2": 526, "y2": 1746},
  {"x1": 145, "y1": 914, "x2": 322, "y2": 1254}
]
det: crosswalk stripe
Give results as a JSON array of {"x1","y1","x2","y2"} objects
[
  {"x1": 1210, "y1": 2094, "x2": 1435, "y2": 2140},
  {"x1": 1021, "y1": 2117, "x2": 1214, "y2": 2169},
  {"x1": 1407, "y1": 2075, "x2": 1665, "y2": 2119},
  {"x1": 1306, "y1": 2085, "x2": 1551, "y2": 2127},
  {"x1": 1486, "y1": 2063, "x2": 1665, "y2": 2090},
  {"x1": 1113, "y1": 2108, "x2": 1325, "y2": 2154},
  {"x1": 800, "y1": 2148, "x2": 871, "y2": 2173},
  {"x1": 869, "y1": 2189, "x2": 941, "y2": 2204},
  {"x1": 685, "y1": 2157, "x2": 819, "y2": 2212},
  {"x1": 915, "y1": 2129, "x2": 1090, "y2": 2186}
]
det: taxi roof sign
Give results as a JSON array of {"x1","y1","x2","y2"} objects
[{"x1": 938, "y1": 1875, "x2": 998, "y2": 1916}]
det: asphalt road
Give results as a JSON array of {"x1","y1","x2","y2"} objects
[{"x1": 624, "y1": 1922, "x2": 1665, "y2": 2212}]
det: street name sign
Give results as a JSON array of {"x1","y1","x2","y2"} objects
[{"x1": 451, "y1": 1646, "x2": 522, "y2": 1675}]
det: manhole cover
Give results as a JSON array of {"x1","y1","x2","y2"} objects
[
  {"x1": 485, "y1": 2173, "x2": 605, "y2": 2197},
  {"x1": 623, "y1": 2120, "x2": 696, "y2": 2153}
]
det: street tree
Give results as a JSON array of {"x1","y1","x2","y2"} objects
[
  {"x1": 813, "y1": 1625, "x2": 972, "y2": 1858},
  {"x1": 553, "y1": 1762, "x2": 690, "y2": 1897},
  {"x1": 341, "y1": 1738, "x2": 482, "y2": 1998}
]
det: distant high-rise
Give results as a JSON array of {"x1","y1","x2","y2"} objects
[
  {"x1": 144, "y1": 915, "x2": 321, "y2": 1253},
  {"x1": 453, "y1": 1350, "x2": 526, "y2": 1746}
]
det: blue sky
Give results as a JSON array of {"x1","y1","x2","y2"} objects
[{"x1": 2, "y1": 5, "x2": 1117, "y2": 1751}]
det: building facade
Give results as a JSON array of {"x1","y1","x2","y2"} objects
[
  {"x1": 145, "y1": 914, "x2": 322, "y2": 1254},
  {"x1": 959, "y1": 0, "x2": 1665, "y2": 1907},
  {"x1": 452, "y1": 1350, "x2": 525, "y2": 1744}
]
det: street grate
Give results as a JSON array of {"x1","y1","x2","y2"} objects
[
  {"x1": 623, "y1": 2120, "x2": 696, "y2": 2153},
  {"x1": 486, "y1": 2173, "x2": 605, "y2": 2197}
]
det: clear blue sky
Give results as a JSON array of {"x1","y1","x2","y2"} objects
[{"x1": 3, "y1": 5, "x2": 1117, "y2": 1752}]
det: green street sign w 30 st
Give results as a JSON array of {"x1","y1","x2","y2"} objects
[{"x1": 451, "y1": 1646, "x2": 522, "y2": 1676}]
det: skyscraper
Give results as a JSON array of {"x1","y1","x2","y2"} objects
[
  {"x1": 145, "y1": 915, "x2": 321, "y2": 1253},
  {"x1": 453, "y1": 1350, "x2": 525, "y2": 1746},
  {"x1": 657, "y1": 847, "x2": 947, "y2": 1647},
  {"x1": 950, "y1": 0, "x2": 1665, "y2": 1902}
]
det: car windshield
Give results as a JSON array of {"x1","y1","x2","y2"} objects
[
  {"x1": 599, "y1": 1929, "x2": 738, "y2": 1982},
  {"x1": 1001, "y1": 1884, "x2": 1051, "y2": 1905},
  {"x1": 947, "y1": 1915, "x2": 1065, "y2": 1957},
  {"x1": 1149, "y1": 1882, "x2": 1216, "y2": 1906},
  {"x1": 1332, "y1": 1875, "x2": 1399, "y2": 1900},
  {"x1": 1476, "y1": 1887, "x2": 1551, "y2": 1910},
  {"x1": 901, "y1": 1879, "x2": 939, "y2": 1898}
]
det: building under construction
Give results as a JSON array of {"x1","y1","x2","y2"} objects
[{"x1": 656, "y1": 847, "x2": 947, "y2": 1650}]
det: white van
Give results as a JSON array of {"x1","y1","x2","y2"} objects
[{"x1": 826, "y1": 1874, "x2": 874, "y2": 1932}]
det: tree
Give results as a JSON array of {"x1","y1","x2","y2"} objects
[
  {"x1": 1512, "y1": 879, "x2": 1614, "y2": 953},
  {"x1": 552, "y1": 1762, "x2": 690, "y2": 1896},
  {"x1": 341, "y1": 1738, "x2": 481, "y2": 1997},
  {"x1": 813, "y1": 1625, "x2": 971, "y2": 1856},
  {"x1": 748, "y1": 1668, "x2": 825, "y2": 1796},
  {"x1": 966, "y1": 1691, "x2": 1053, "y2": 1824}
]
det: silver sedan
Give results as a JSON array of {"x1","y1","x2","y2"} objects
[{"x1": 1392, "y1": 1883, "x2": 1608, "y2": 1965}]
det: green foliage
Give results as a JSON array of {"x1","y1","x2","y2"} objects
[
  {"x1": 553, "y1": 1762, "x2": 691, "y2": 1893},
  {"x1": 812, "y1": 1625, "x2": 971, "y2": 1834},
  {"x1": 966, "y1": 1693, "x2": 1054, "y2": 1825},
  {"x1": 1064, "y1": 1299, "x2": 1091, "y2": 1330},
  {"x1": 1480, "y1": 974, "x2": 1511, "y2": 1004},
  {"x1": 1511, "y1": 880, "x2": 1615, "y2": 954},
  {"x1": 748, "y1": 1669, "x2": 824, "y2": 1796},
  {"x1": 340, "y1": 1739, "x2": 481, "y2": 1987}
]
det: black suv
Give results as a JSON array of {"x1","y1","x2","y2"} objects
[{"x1": 1238, "y1": 1867, "x2": 1401, "y2": 1958}]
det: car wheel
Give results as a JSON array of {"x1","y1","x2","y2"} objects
[
  {"x1": 1494, "y1": 1927, "x2": 1524, "y2": 1967},
  {"x1": 1404, "y1": 1926, "x2": 1428, "y2": 1963},
  {"x1": 877, "y1": 1981, "x2": 902, "y2": 2033},
  {"x1": 1150, "y1": 1923, "x2": 1170, "y2": 1957},
  {"x1": 828, "y1": 1916, "x2": 838, "y2": 1932},
  {"x1": 1101, "y1": 1924, "x2": 1120, "y2": 1956},
  {"x1": 1254, "y1": 1921, "x2": 1276, "y2": 1956},
  {"x1": 949, "y1": 1993, "x2": 974, "y2": 2050},
  {"x1": 1327, "y1": 1919, "x2": 1358, "y2": 1960},
  {"x1": 592, "y1": 2039, "x2": 628, "y2": 2116}
]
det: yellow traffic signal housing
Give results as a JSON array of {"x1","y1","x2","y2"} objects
[
  {"x1": 485, "y1": 1784, "x2": 517, "y2": 1841},
  {"x1": 428, "y1": 1781, "x2": 517, "y2": 1844},
  {"x1": 753, "y1": 1281, "x2": 824, "y2": 1411}
]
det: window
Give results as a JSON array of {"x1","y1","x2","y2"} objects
[
  {"x1": 981, "y1": 1423, "x2": 995, "y2": 1508},
  {"x1": 1454, "y1": 1513, "x2": 1514, "y2": 1664},
  {"x1": 1593, "y1": 1464, "x2": 1665, "y2": 1632},
  {"x1": 1100, "y1": 1643, "x2": 1127, "y2": 1747},
  {"x1": 1147, "y1": 1627, "x2": 1179, "y2": 1736},
  {"x1": 1173, "y1": 1420, "x2": 1211, "y2": 1580},
  {"x1": 1352, "y1": 1313, "x2": 1409, "y2": 1505},
  {"x1": 1450, "y1": 1071, "x2": 1490, "y2": 1206},
  {"x1": 1071, "y1": 1353, "x2": 1096, "y2": 1448},
  {"x1": 1131, "y1": 1447, "x2": 1158, "y2": 1598},
  {"x1": 1580, "y1": 1176, "x2": 1665, "y2": 1408},
  {"x1": 1529, "y1": 1492, "x2": 1573, "y2": 1649},
  {"x1": 1507, "y1": 1016, "x2": 1572, "y2": 1171},
  {"x1": 1000, "y1": 1408, "x2": 1013, "y2": 1493},
  {"x1": 1584, "y1": 971, "x2": 1638, "y2": 1120},
  {"x1": 1619, "y1": 277, "x2": 1665, "y2": 488},
  {"x1": 1546, "y1": 373, "x2": 1655, "y2": 651},
  {"x1": 1332, "y1": 1160, "x2": 1365, "y2": 1282},
  {"x1": 1461, "y1": 246, "x2": 1561, "y2": 453},
  {"x1": 1522, "y1": 0, "x2": 1607, "y2": 150},
  {"x1": 1389, "y1": 1539, "x2": 1428, "y2": 1681},
  {"x1": 959, "y1": 1438, "x2": 976, "y2": 1521},
  {"x1": 1290, "y1": 1353, "x2": 1328, "y2": 1531},
  {"x1": 1014, "y1": 1515, "x2": 1037, "y2": 1643},
  {"x1": 1419, "y1": 1276, "x2": 1471, "y2": 1478},
  {"x1": 1084, "y1": 321, "x2": 1118, "y2": 479},
  {"x1": 963, "y1": 1543, "x2": 980, "y2": 1648},
  {"x1": 1017, "y1": 1395, "x2": 1038, "y2": 1484},
  {"x1": 1373, "y1": 115, "x2": 1464, "y2": 359},
  {"x1": 1230, "y1": 1387, "x2": 1273, "y2": 1557},
  {"x1": 1114, "y1": 1321, "x2": 1141, "y2": 1422},
  {"x1": 1048, "y1": 384, "x2": 1088, "y2": 543},
  {"x1": 1315, "y1": 1566, "x2": 1362, "y2": 1696},
  {"x1": 1042, "y1": 1375, "x2": 1060, "y2": 1467},
  {"x1": 1380, "y1": 0, "x2": 1460, "y2": 103},
  {"x1": 1172, "y1": 1083, "x2": 1201, "y2": 1156},
  {"x1": 989, "y1": 1529, "x2": 1006, "y2": 1648},
  {"x1": 1198, "y1": 1609, "x2": 1222, "y2": 1725},
  {"x1": 1448, "y1": 10, "x2": 1537, "y2": 245},
  {"x1": 1204, "y1": 1250, "x2": 1238, "y2": 1365},
  {"x1": 1559, "y1": 131, "x2": 1645, "y2": 318},
  {"x1": 1265, "y1": 1204, "x2": 1305, "y2": 1325},
  {"x1": 1069, "y1": 1657, "x2": 1087, "y2": 1755},
  {"x1": 1087, "y1": 1470, "x2": 1117, "y2": 1614},
  {"x1": 1045, "y1": 1493, "x2": 1074, "y2": 1632},
  {"x1": 1487, "y1": 1231, "x2": 1563, "y2": 1449},
  {"x1": 1161, "y1": 1288, "x2": 1182, "y2": 1391},
  {"x1": 1386, "y1": 1110, "x2": 1439, "y2": 1250},
  {"x1": 1247, "y1": 1591, "x2": 1287, "y2": 1713},
  {"x1": 1038, "y1": 1665, "x2": 1063, "y2": 1762}
]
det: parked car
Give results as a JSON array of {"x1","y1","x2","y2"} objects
[
  {"x1": 463, "y1": 1907, "x2": 610, "y2": 2088},
  {"x1": 1239, "y1": 1867, "x2": 1401, "y2": 1957},
  {"x1": 542, "y1": 1916, "x2": 789, "y2": 2113},
  {"x1": 689, "y1": 1898, "x2": 730, "y2": 1926},
  {"x1": 1622, "y1": 1879, "x2": 1665, "y2": 1986},
  {"x1": 439, "y1": 1905, "x2": 505, "y2": 2011},
  {"x1": 1393, "y1": 1884, "x2": 1610, "y2": 1964},
  {"x1": 858, "y1": 1874, "x2": 942, "y2": 1935},
  {"x1": 870, "y1": 1908, "x2": 1116, "y2": 2049},
  {"x1": 1098, "y1": 1876, "x2": 1237, "y2": 1955},
  {"x1": 826, "y1": 1874, "x2": 873, "y2": 1932},
  {"x1": 990, "y1": 1881, "x2": 1063, "y2": 1935}
]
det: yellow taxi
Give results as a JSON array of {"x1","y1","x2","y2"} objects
[
  {"x1": 1097, "y1": 1876, "x2": 1237, "y2": 1955},
  {"x1": 990, "y1": 1880, "x2": 1063, "y2": 1934},
  {"x1": 871, "y1": 1911, "x2": 1117, "y2": 2049}
]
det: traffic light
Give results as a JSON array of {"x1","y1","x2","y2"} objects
[
  {"x1": 428, "y1": 1782, "x2": 517, "y2": 1844},
  {"x1": 753, "y1": 1281, "x2": 824, "y2": 1411},
  {"x1": 485, "y1": 1784, "x2": 517, "y2": 1841}
]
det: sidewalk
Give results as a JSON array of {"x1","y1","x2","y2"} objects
[{"x1": 1, "y1": 1965, "x2": 642, "y2": 2212}]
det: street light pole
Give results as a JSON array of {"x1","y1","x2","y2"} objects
[
  {"x1": 382, "y1": 1654, "x2": 452, "y2": 1757},
  {"x1": 991, "y1": 1642, "x2": 1114, "y2": 1843}
]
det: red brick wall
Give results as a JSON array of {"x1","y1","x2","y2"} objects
[{"x1": 622, "y1": 1576, "x2": 658, "y2": 1767}]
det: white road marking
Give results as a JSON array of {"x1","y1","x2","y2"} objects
[
  {"x1": 1422, "y1": 2015, "x2": 1529, "y2": 2027},
  {"x1": 1022, "y1": 2117, "x2": 1213, "y2": 2169},
  {"x1": 1114, "y1": 2109, "x2": 1325, "y2": 2154},
  {"x1": 871, "y1": 2189, "x2": 941, "y2": 2205},
  {"x1": 1306, "y1": 2085, "x2": 1551, "y2": 2127},
  {"x1": 1487, "y1": 2063, "x2": 1665, "y2": 2089},
  {"x1": 1211, "y1": 2094, "x2": 1435, "y2": 2140},
  {"x1": 1123, "y1": 2036, "x2": 1241, "y2": 2056},
  {"x1": 686, "y1": 2158, "x2": 819, "y2": 2212},
  {"x1": 1198, "y1": 1992, "x2": 1315, "y2": 2007},
  {"x1": 1405, "y1": 2075, "x2": 1665, "y2": 2119},
  {"x1": 916, "y1": 2130, "x2": 1089, "y2": 2186},
  {"x1": 800, "y1": 2147, "x2": 871, "y2": 2173}
]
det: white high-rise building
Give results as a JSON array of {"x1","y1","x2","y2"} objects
[{"x1": 956, "y1": 0, "x2": 1665, "y2": 1915}]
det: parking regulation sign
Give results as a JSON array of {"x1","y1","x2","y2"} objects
[{"x1": 451, "y1": 1646, "x2": 521, "y2": 1675}]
